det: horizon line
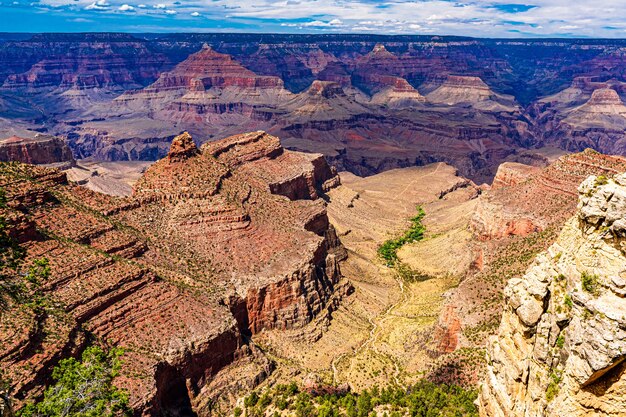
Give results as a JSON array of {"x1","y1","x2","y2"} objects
[{"x1": 3, "y1": 31, "x2": 626, "y2": 41}]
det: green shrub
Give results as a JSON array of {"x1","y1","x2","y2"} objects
[
  {"x1": 594, "y1": 175, "x2": 609, "y2": 187},
  {"x1": 378, "y1": 206, "x2": 426, "y2": 266},
  {"x1": 244, "y1": 392, "x2": 259, "y2": 408},
  {"x1": 18, "y1": 346, "x2": 130, "y2": 417},
  {"x1": 556, "y1": 334, "x2": 565, "y2": 349},
  {"x1": 581, "y1": 272, "x2": 599, "y2": 295},
  {"x1": 563, "y1": 294, "x2": 573, "y2": 309},
  {"x1": 233, "y1": 407, "x2": 243, "y2": 417},
  {"x1": 546, "y1": 372, "x2": 562, "y2": 402}
]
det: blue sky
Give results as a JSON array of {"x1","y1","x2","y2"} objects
[{"x1": 1, "y1": 0, "x2": 626, "y2": 37}]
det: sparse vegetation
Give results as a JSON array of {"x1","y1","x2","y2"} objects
[
  {"x1": 563, "y1": 294, "x2": 573, "y2": 309},
  {"x1": 242, "y1": 380, "x2": 478, "y2": 417},
  {"x1": 378, "y1": 206, "x2": 426, "y2": 266},
  {"x1": 0, "y1": 187, "x2": 26, "y2": 312},
  {"x1": 594, "y1": 175, "x2": 609, "y2": 187},
  {"x1": 556, "y1": 334, "x2": 565, "y2": 349},
  {"x1": 581, "y1": 271, "x2": 599, "y2": 295},
  {"x1": 18, "y1": 346, "x2": 131, "y2": 417},
  {"x1": 546, "y1": 372, "x2": 562, "y2": 402}
]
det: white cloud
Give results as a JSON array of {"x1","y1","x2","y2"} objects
[
  {"x1": 118, "y1": 3, "x2": 133, "y2": 11},
  {"x1": 302, "y1": 18, "x2": 343, "y2": 27},
  {"x1": 85, "y1": 0, "x2": 109, "y2": 10},
  {"x1": 190, "y1": 11, "x2": 200, "y2": 17},
  {"x1": 24, "y1": 0, "x2": 626, "y2": 37},
  {"x1": 164, "y1": 9, "x2": 175, "y2": 14}
]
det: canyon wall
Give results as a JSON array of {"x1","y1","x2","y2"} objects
[
  {"x1": 0, "y1": 131, "x2": 346, "y2": 416},
  {"x1": 480, "y1": 173, "x2": 626, "y2": 416},
  {"x1": 2, "y1": 34, "x2": 626, "y2": 183}
]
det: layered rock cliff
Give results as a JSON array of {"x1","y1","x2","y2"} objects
[
  {"x1": 0, "y1": 131, "x2": 346, "y2": 416},
  {"x1": 0, "y1": 134, "x2": 75, "y2": 168},
  {"x1": 480, "y1": 173, "x2": 626, "y2": 416}
]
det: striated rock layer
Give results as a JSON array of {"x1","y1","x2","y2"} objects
[
  {"x1": 0, "y1": 131, "x2": 345, "y2": 416},
  {"x1": 480, "y1": 173, "x2": 626, "y2": 416},
  {"x1": 0, "y1": 134, "x2": 75, "y2": 168}
]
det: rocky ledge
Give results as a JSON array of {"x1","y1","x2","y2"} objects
[
  {"x1": 480, "y1": 172, "x2": 626, "y2": 416},
  {"x1": 0, "y1": 131, "x2": 347, "y2": 416}
]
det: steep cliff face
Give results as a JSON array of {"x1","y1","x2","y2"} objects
[
  {"x1": 0, "y1": 131, "x2": 345, "y2": 416},
  {"x1": 0, "y1": 134, "x2": 75, "y2": 167},
  {"x1": 0, "y1": 33, "x2": 168, "y2": 89},
  {"x1": 480, "y1": 173, "x2": 626, "y2": 416}
]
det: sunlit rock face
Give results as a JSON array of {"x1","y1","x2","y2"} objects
[{"x1": 480, "y1": 173, "x2": 626, "y2": 416}]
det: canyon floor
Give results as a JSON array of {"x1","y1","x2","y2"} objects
[{"x1": 252, "y1": 163, "x2": 480, "y2": 390}]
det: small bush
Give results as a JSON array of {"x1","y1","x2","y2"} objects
[
  {"x1": 18, "y1": 346, "x2": 130, "y2": 417},
  {"x1": 546, "y1": 372, "x2": 562, "y2": 402},
  {"x1": 556, "y1": 334, "x2": 565, "y2": 349},
  {"x1": 594, "y1": 175, "x2": 609, "y2": 187},
  {"x1": 563, "y1": 294, "x2": 573, "y2": 309},
  {"x1": 244, "y1": 392, "x2": 259, "y2": 408},
  {"x1": 581, "y1": 272, "x2": 599, "y2": 295}
]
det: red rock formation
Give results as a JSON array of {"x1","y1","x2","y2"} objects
[
  {"x1": 0, "y1": 131, "x2": 346, "y2": 416},
  {"x1": 1, "y1": 34, "x2": 167, "y2": 90},
  {"x1": 0, "y1": 134, "x2": 75, "y2": 167},
  {"x1": 471, "y1": 152, "x2": 626, "y2": 240},
  {"x1": 491, "y1": 162, "x2": 541, "y2": 189},
  {"x1": 151, "y1": 44, "x2": 286, "y2": 91},
  {"x1": 433, "y1": 305, "x2": 462, "y2": 353}
]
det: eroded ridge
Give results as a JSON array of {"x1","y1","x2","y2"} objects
[{"x1": 0, "y1": 131, "x2": 346, "y2": 416}]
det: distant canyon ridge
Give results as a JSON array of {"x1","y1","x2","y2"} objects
[{"x1": 2, "y1": 33, "x2": 626, "y2": 182}]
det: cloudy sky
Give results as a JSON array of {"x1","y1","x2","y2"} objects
[{"x1": 1, "y1": 0, "x2": 626, "y2": 37}]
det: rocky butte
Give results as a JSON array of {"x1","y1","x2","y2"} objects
[{"x1": 0, "y1": 131, "x2": 349, "y2": 416}]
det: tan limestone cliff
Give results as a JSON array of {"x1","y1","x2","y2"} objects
[{"x1": 480, "y1": 173, "x2": 626, "y2": 416}]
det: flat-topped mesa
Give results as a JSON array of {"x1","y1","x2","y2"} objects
[
  {"x1": 0, "y1": 134, "x2": 75, "y2": 168},
  {"x1": 579, "y1": 88, "x2": 626, "y2": 114},
  {"x1": 444, "y1": 75, "x2": 491, "y2": 90},
  {"x1": 426, "y1": 74, "x2": 520, "y2": 112},
  {"x1": 426, "y1": 75, "x2": 493, "y2": 104},
  {"x1": 284, "y1": 81, "x2": 369, "y2": 120},
  {"x1": 491, "y1": 161, "x2": 541, "y2": 189},
  {"x1": 480, "y1": 173, "x2": 626, "y2": 416},
  {"x1": 167, "y1": 131, "x2": 199, "y2": 162}
]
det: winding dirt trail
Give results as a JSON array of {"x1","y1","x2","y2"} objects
[{"x1": 331, "y1": 270, "x2": 408, "y2": 388}]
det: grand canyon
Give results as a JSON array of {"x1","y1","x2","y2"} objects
[{"x1": 1, "y1": 31, "x2": 626, "y2": 417}]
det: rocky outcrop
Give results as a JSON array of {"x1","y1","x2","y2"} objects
[
  {"x1": 370, "y1": 77, "x2": 426, "y2": 108},
  {"x1": 470, "y1": 151, "x2": 626, "y2": 241},
  {"x1": 491, "y1": 162, "x2": 541, "y2": 189},
  {"x1": 533, "y1": 84, "x2": 626, "y2": 156},
  {"x1": 480, "y1": 173, "x2": 626, "y2": 416},
  {"x1": 0, "y1": 134, "x2": 75, "y2": 168},
  {"x1": 426, "y1": 75, "x2": 520, "y2": 112},
  {"x1": 0, "y1": 131, "x2": 345, "y2": 416}
]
